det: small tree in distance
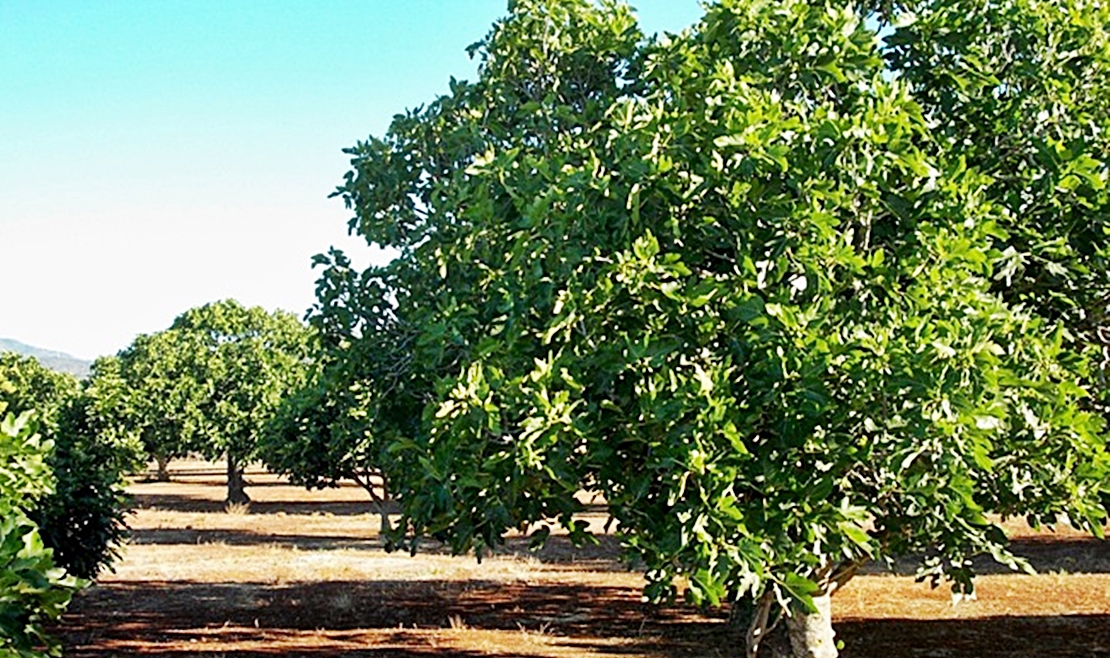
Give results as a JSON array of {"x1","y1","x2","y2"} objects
[
  {"x1": 260, "y1": 364, "x2": 393, "y2": 529},
  {"x1": 316, "y1": 1, "x2": 1109, "y2": 656},
  {"x1": 119, "y1": 300, "x2": 314, "y2": 505},
  {"x1": 262, "y1": 249, "x2": 410, "y2": 529}
]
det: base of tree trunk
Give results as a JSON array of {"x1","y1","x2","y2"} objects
[
  {"x1": 784, "y1": 594, "x2": 837, "y2": 658},
  {"x1": 734, "y1": 592, "x2": 838, "y2": 658},
  {"x1": 225, "y1": 491, "x2": 251, "y2": 506},
  {"x1": 155, "y1": 457, "x2": 171, "y2": 482},
  {"x1": 225, "y1": 454, "x2": 251, "y2": 506},
  {"x1": 756, "y1": 628, "x2": 795, "y2": 658}
]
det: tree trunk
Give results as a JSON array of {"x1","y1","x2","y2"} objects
[
  {"x1": 155, "y1": 456, "x2": 171, "y2": 482},
  {"x1": 354, "y1": 471, "x2": 392, "y2": 534},
  {"x1": 374, "y1": 472, "x2": 392, "y2": 534},
  {"x1": 784, "y1": 594, "x2": 837, "y2": 658},
  {"x1": 738, "y1": 589, "x2": 843, "y2": 658},
  {"x1": 733, "y1": 594, "x2": 794, "y2": 658},
  {"x1": 226, "y1": 453, "x2": 250, "y2": 506}
]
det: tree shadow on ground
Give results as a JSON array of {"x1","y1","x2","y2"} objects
[
  {"x1": 132, "y1": 491, "x2": 608, "y2": 519},
  {"x1": 128, "y1": 527, "x2": 385, "y2": 551},
  {"x1": 869, "y1": 536, "x2": 1110, "y2": 577},
  {"x1": 836, "y1": 615, "x2": 1110, "y2": 658},
  {"x1": 52, "y1": 578, "x2": 728, "y2": 658},
  {"x1": 126, "y1": 524, "x2": 631, "y2": 571},
  {"x1": 53, "y1": 578, "x2": 1110, "y2": 658},
  {"x1": 131, "y1": 492, "x2": 389, "y2": 516},
  {"x1": 128, "y1": 501, "x2": 1109, "y2": 575}
]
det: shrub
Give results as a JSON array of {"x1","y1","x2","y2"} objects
[
  {"x1": 0, "y1": 410, "x2": 85, "y2": 658},
  {"x1": 0, "y1": 353, "x2": 141, "y2": 580}
]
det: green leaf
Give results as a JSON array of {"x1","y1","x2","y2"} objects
[
  {"x1": 780, "y1": 572, "x2": 820, "y2": 614},
  {"x1": 838, "y1": 521, "x2": 874, "y2": 557}
]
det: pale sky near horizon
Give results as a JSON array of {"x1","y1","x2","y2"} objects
[{"x1": 1, "y1": 1, "x2": 702, "y2": 361}]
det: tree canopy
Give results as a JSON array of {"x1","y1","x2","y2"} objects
[
  {"x1": 0, "y1": 353, "x2": 79, "y2": 428},
  {"x1": 33, "y1": 357, "x2": 144, "y2": 579},
  {"x1": 117, "y1": 330, "x2": 211, "y2": 481},
  {"x1": 314, "y1": 1, "x2": 1109, "y2": 656},
  {"x1": 119, "y1": 300, "x2": 315, "y2": 504},
  {"x1": 260, "y1": 360, "x2": 393, "y2": 526},
  {"x1": 874, "y1": 0, "x2": 1110, "y2": 424}
]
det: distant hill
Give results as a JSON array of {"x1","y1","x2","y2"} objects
[{"x1": 0, "y1": 338, "x2": 93, "y2": 378}]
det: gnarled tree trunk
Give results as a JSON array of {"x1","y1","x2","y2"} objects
[
  {"x1": 155, "y1": 455, "x2": 171, "y2": 482},
  {"x1": 353, "y1": 470, "x2": 392, "y2": 534}
]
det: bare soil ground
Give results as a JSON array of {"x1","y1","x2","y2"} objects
[{"x1": 51, "y1": 460, "x2": 1110, "y2": 657}]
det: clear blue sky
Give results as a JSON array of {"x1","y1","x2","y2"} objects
[{"x1": 0, "y1": 1, "x2": 702, "y2": 360}]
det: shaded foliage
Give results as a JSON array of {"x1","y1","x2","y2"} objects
[
  {"x1": 261, "y1": 364, "x2": 391, "y2": 513},
  {"x1": 31, "y1": 357, "x2": 143, "y2": 579},
  {"x1": 870, "y1": 0, "x2": 1110, "y2": 413}
]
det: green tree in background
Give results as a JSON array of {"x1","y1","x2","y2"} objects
[
  {"x1": 33, "y1": 357, "x2": 144, "y2": 579},
  {"x1": 261, "y1": 249, "x2": 404, "y2": 528},
  {"x1": 136, "y1": 300, "x2": 315, "y2": 505},
  {"x1": 315, "y1": 1, "x2": 1108, "y2": 656},
  {"x1": 0, "y1": 353, "x2": 79, "y2": 428},
  {"x1": 872, "y1": 0, "x2": 1110, "y2": 428},
  {"x1": 0, "y1": 352, "x2": 140, "y2": 580},
  {"x1": 117, "y1": 332, "x2": 207, "y2": 481},
  {"x1": 260, "y1": 330, "x2": 393, "y2": 530}
]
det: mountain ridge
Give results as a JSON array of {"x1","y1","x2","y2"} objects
[{"x1": 0, "y1": 338, "x2": 93, "y2": 378}]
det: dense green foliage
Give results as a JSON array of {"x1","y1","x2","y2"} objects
[
  {"x1": 120, "y1": 300, "x2": 314, "y2": 504},
  {"x1": 261, "y1": 362, "x2": 392, "y2": 519},
  {"x1": 117, "y1": 331, "x2": 208, "y2": 480},
  {"x1": 314, "y1": 0, "x2": 1108, "y2": 654},
  {"x1": 0, "y1": 353, "x2": 79, "y2": 427},
  {"x1": 0, "y1": 410, "x2": 84, "y2": 658},
  {"x1": 32, "y1": 358, "x2": 144, "y2": 579},
  {"x1": 874, "y1": 0, "x2": 1110, "y2": 427},
  {"x1": 0, "y1": 353, "x2": 140, "y2": 581}
]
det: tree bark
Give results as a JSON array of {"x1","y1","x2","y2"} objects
[
  {"x1": 155, "y1": 456, "x2": 171, "y2": 482},
  {"x1": 374, "y1": 472, "x2": 392, "y2": 533},
  {"x1": 784, "y1": 594, "x2": 837, "y2": 658},
  {"x1": 226, "y1": 453, "x2": 251, "y2": 506},
  {"x1": 736, "y1": 592, "x2": 793, "y2": 658},
  {"x1": 739, "y1": 563, "x2": 855, "y2": 658}
]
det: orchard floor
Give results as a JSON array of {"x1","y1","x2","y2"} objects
[{"x1": 52, "y1": 461, "x2": 1110, "y2": 657}]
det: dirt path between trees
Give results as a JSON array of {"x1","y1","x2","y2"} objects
[{"x1": 51, "y1": 461, "x2": 1110, "y2": 657}]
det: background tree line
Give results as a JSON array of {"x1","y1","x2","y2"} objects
[{"x1": 0, "y1": 299, "x2": 317, "y2": 657}]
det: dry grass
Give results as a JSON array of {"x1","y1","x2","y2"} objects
[{"x1": 51, "y1": 459, "x2": 1110, "y2": 658}]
